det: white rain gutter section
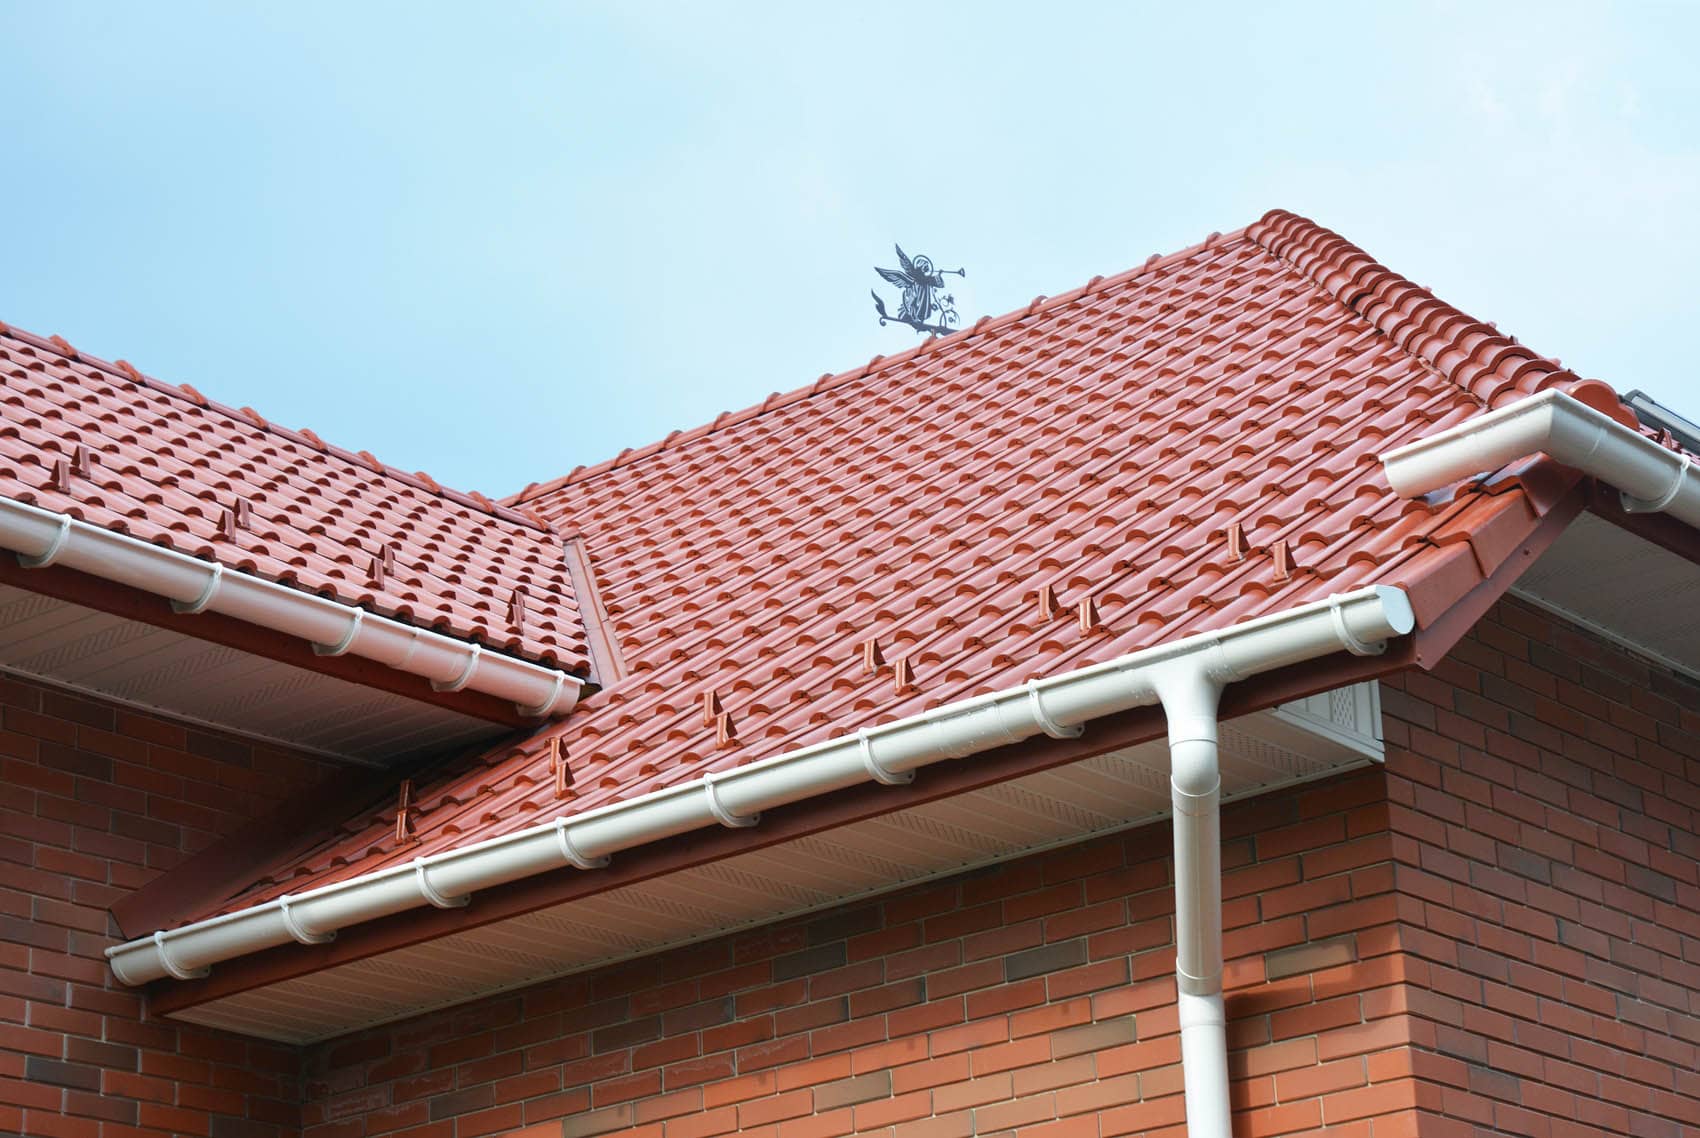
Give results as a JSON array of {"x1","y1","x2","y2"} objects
[
  {"x1": 108, "y1": 584, "x2": 1415, "y2": 1138},
  {"x1": 0, "y1": 497, "x2": 582, "y2": 719},
  {"x1": 1382, "y1": 389, "x2": 1700, "y2": 529}
]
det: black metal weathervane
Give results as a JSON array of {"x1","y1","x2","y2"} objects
[{"x1": 871, "y1": 245, "x2": 966, "y2": 336}]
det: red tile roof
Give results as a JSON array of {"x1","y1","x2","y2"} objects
[
  {"x1": 0, "y1": 324, "x2": 590, "y2": 673},
  {"x1": 196, "y1": 209, "x2": 1648, "y2": 915}
]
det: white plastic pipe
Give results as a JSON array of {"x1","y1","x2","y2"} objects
[
  {"x1": 1381, "y1": 389, "x2": 1700, "y2": 528},
  {"x1": 107, "y1": 577, "x2": 1414, "y2": 1050},
  {"x1": 1152, "y1": 664, "x2": 1230, "y2": 1138},
  {"x1": 0, "y1": 497, "x2": 582, "y2": 719}
]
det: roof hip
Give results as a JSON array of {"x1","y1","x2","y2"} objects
[{"x1": 1245, "y1": 209, "x2": 1581, "y2": 410}]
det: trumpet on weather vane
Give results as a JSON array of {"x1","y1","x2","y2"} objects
[{"x1": 871, "y1": 245, "x2": 966, "y2": 336}]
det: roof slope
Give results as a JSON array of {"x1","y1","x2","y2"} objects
[
  {"x1": 200, "y1": 209, "x2": 1637, "y2": 915},
  {"x1": 0, "y1": 324, "x2": 589, "y2": 672}
]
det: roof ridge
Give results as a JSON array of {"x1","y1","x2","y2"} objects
[
  {"x1": 504, "y1": 227, "x2": 1250, "y2": 506},
  {"x1": 1242, "y1": 209, "x2": 1595, "y2": 411},
  {"x1": 0, "y1": 320, "x2": 554, "y2": 534}
]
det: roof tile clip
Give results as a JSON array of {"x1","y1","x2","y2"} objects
[
  {"x1": 550, "y1": 737, "x2": 573, "y2": 799},
  {"x1": 1077, "y1": 596, "x2": 1101, "y2": 634},
  {"x1": 1037, "y1": 584, "x2": 1058, "y2": 621},
  {"x1": 368, "y1": 544, "x2": 393, "y2": 588},
  {"x1": 394, "y1": 779, "x2": 415, "y2": 844},
  {"x1": 1226, "y1": 522, "x2": 1247, "y2": 562},
  {"x1": 892, "y1": 656, "x2": 915, "y2": 695}
]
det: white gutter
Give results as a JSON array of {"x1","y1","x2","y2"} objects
[
  {"x1": 0, "y1": 497, "x2": 582, "y2": 719},
  {"x1": 108, "y1": 585, "x2": 1414, "y2": 1138},
  {"x1": 1382, "y1": 389, "x2": 1700, "y2": 529}
]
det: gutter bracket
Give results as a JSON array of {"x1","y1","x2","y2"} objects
[
  {"x1": 414, "y1": 859, "x2": 470, "y2": 909},
  {"x1": 278, "y1": 895, "x2": 336, "y2": 944},
  {"x1": 1327, "y1": 593, "x2": 1384, "y2": 657},
  {"x1": 152, "y1": 930, "x2": 210, "y2": 982},
  {"x1": 703, "y1": 773, "x2": 759, "y2": 828},
  {"x1": 858, "y1": 729, "x2": 914, "y2": 786},
  {"x1": 313, "y1": 608, "x2": 363, "y2": 657},
  {"x1": 431, "y1": 643, "x2": 482, "y2": 693},
  {"x1": 1026, "y1": 681, "x2": 1083, "y2": 738},
  {"x1": 18, "y1": 515, "x2": 72, "y2": 568},
  {"x1": 171, "y1": 563, "x2": 225, "y2": 615},
  {"x1": 516, "y1": 671, "x2": 567, "y2": 719},
  {"x1": 1622, "y1": 453, "x2": 1692, "y2": 514},
  {"x1": 554, "y1": 817, "x2": 609, "y2": 871}
]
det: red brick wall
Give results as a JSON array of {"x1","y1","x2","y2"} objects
[
  {"x1": 0, "y1": 672, "x2": 336, "y2": 1138},
  {"x1": 1380, "y1": 597, "x2": 1700, "y2": 1138},
  {"x1": 297, "y1": 766, "x2": 1416, "y2": 1138}
]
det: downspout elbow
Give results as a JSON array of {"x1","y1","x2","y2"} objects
[{"x1": 1154, "y1": 664, "x2": 1223, "y2": 799}]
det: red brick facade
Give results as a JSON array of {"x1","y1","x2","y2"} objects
[
  {"x1": 5, "y1": 598, "x2": 1699, "y2": 1138},
  {"x1": 0, "y1": 673, "x2": 334, "y2": 1138},
  {"x1": 1380, "y1": 600, "x2": 1700, "y2": 1137}
]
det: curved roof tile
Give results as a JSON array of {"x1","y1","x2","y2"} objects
[
  {"x1": 194, "y1": 209, "x2": 1656, "y2": 915},
  {"x1": 0, "y1": 324, "x2": 590, "y2": 672}
]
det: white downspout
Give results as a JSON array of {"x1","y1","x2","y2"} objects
[{"x1": 1153, "y1": 663, "x2": 1230, "y2": 1138}]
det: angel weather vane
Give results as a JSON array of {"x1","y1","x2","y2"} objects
[{"x1": 871, "y1": 245, "x2": 966, "y2": 336}]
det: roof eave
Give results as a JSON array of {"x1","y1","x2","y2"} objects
[
  {"x1": 0, "y1": 495, "x2": 584, "y2": 719},
  {"x1": 107, "y1": 585, "x2": 1414, "y2": 989}
]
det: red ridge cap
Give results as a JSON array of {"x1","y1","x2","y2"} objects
[
  {"x1": 1243, "y1": 209, "x2": 1607, "y2": 413},
  {"x1": 0, "y1": 321, "x2": 550, "y2": 533}
]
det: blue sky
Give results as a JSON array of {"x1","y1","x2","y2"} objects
[{"x1": 2, "y1": 2, "x2": 1697, "y2": 496}]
